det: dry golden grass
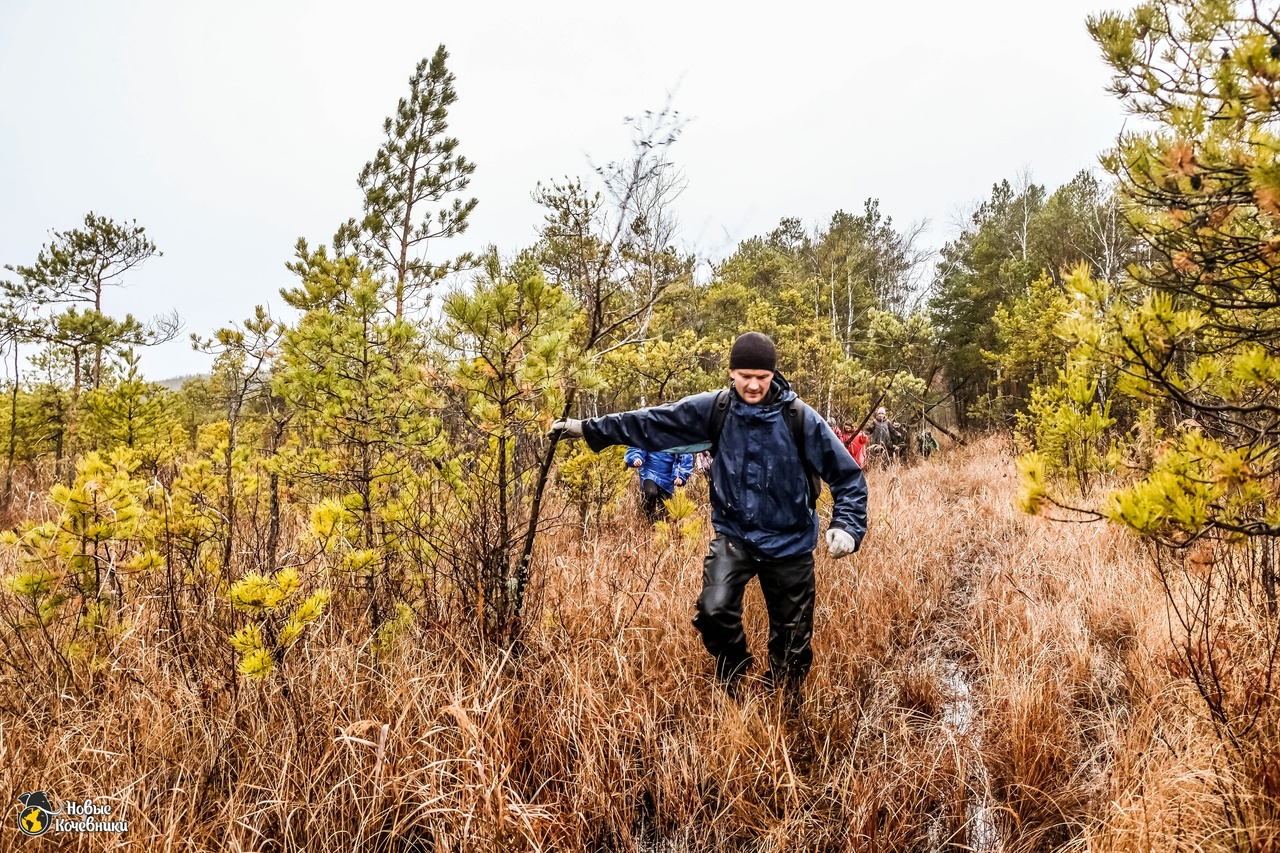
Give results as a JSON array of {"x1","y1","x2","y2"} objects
[{"x1": 0, "y1": 438, "x2": 1274, "y2": 851}]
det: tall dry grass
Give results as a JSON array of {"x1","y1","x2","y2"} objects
[{"x1": 0, "y1": 438, "x2": 1272, "y2": 850}]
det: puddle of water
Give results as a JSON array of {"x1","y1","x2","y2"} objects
[
  {"x1": 935, "y1": 658, "x2": 1002, "y2": 852},
  {"x1": 940, "y1": 658, "x2": 976, "y2": 732}
]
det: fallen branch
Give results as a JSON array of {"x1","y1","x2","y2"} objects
[{"x1": 925, "y1": 413, "x2": 965, "y2": 445}]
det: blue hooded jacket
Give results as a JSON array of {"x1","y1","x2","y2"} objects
[
  {"x1": 583, "y1": 375, "x2": 867, "y2": 560},
  {"x1": 625, "y1": 448, "x2": 693, "y2": 494}
]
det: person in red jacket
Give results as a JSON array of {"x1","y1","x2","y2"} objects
[
  {"x1": 831, "y1": 421, "x2": 868, "y2": 468},
  {"x1": 845, "y1": 424, "x2": 869, "y2": 468}
]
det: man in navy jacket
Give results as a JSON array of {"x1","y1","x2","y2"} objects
[{"x1": 554, "y1": 332, "x2": 868, "y2": 701}]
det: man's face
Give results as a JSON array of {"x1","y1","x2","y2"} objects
[
  {"x1": 730, "y1": 369, "x2": 774, "y2": 405},
  {"x1": 875, "y1": 409, "x2": 887, "y2": 422}
]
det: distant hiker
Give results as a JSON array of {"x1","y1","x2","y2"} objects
[
  {"x1": 916, "y1": 427, "x2": 940, "y2": 459},
  {"x1": 832, "y1": 420, "x2": 852, "y2": 449},
  {"x1": 553, "y1": 332, "x2": 868, "y2": 706},
  {"x1": 870, "y1": 407, "x2": 894, "y2": 453},
  {"x1": 870, "y1": 407, "x2": 909, "y2": 460},
  {"x1": 889, "y1": 419, "x2": 908, "y2": 459},
  {"x1": 832, "y1": 421, "x2": 851, "y2": 447},
  {"x1": 845, "y1": 423, "x2": 869, "y2": 468},
  {"x1": 627, "y1": 447, "x2": 693, "y2": 522},
  {"x1": 694, "y1": 449, "x2": 714, "y2": 489}
]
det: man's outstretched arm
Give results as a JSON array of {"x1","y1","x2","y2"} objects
[{"x1": 578, "y1": 392, "x2": 720, "y2": 454}]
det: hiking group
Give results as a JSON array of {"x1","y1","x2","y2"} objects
[
  {"x1": 831, "y1": 407, "x2": 939, "y2": 469},
  {"x1": 552, "y1": 332, "x2": 869, "y2": 706}
]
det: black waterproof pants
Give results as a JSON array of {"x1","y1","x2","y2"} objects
[
  {"x1": 692, "y1": 536, "x2": 816, "y2": 692},
  {"x1": 641, "y1": 478, "x2": 671, "y2": 522}
]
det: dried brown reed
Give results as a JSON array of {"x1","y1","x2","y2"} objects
[{"x1": 0, "y1": 438, "x2": 1273, "y2": 851}]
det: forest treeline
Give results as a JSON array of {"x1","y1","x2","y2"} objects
[
  {"x1": 0, "y1": 149, "x2": 1142, "y2": 635},
  {"x1": 0, "y1": 61, "x2": 1147, "y2": 644},
  {"x1": 0, "y1": 2, "x2": 1276, "y2": 608}
]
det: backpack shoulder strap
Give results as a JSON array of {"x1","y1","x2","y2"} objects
[
  {"x1": 786, "y1": 399, "x2": 823, "y2": 507},
  {"x1": 708, "y1": 389, "x2": 731, "y2": 457}
]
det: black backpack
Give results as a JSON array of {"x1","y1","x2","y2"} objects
[{"x1": 707, "y1": 388, "x2": 823, "y2": 507}]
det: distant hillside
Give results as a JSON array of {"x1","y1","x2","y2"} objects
[{"x1": 155, "y1": 373, "x2": 207, "y2": 391}]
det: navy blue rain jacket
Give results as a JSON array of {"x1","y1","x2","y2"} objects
[
  {"x1": 625, "y1": 448, "x2": 693, "y2": 494},
  {"x1": 582, "y1": 375, "x2": 868, "y2": 560}
]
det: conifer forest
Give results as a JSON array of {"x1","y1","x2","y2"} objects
[{"x1": 5, "y1": 1, "x2": 1280, "y2": 849}]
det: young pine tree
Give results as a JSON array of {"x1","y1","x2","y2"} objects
[
  {"x1": 194, "y1": 308, "x2": 281, "y2": 575},
  {"x1": 335, "y1": 45, "x2": 478, "y2": 317},
  {"x1": 437, "y1": 250, "x2": 587, "y2": 632},
  {"x1": 79, "y1": 349, "x2": 184, "y2": 472},
  {"x1": 1022, "y1": 5, "x2": 1280, "y2": 838},
  {"x1": 276, "y1": 244, "x2": 443, "y2": 627}
]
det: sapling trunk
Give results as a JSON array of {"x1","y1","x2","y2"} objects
[{"x1": 512, "y1": 390, "x2": 577, "y2": 625}]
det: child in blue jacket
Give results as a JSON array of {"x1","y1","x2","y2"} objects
[{"x1": 626, "y1": 447, "x2": 694, "y2": 522}]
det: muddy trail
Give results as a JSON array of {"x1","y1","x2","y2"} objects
[{"x1": 872, "y1": 461, "x2": 1013, "y2": 852}]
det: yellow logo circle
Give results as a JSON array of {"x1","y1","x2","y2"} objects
[{"x1": 18, "y1": 805, "x2": 51, "y2": 837}]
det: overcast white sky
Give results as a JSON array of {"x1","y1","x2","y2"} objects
[{"x1": 0, "y1": 0, "x2": 1135, "y2": 380}]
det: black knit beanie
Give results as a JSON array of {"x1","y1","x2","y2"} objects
[{"x1": 728, "y1": 332, "x2": 777, "y2": 372}]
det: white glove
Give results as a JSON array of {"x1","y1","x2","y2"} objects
[
  {"x1": 826, "y1": 527, "x2": 858, "y2": 559},
  {"x1": 550, "y1": 418, "x2": 584, "y2": 439}
]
